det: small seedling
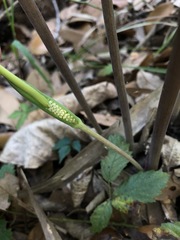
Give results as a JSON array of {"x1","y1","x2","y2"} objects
[
  {"x1": 90, "y1": 134, "x2": 169, "y2": 233},
  {"x1": 53, "y1": 137, "x2": 81, "y2": 163},
  {"x1": 9, "y1": 103, "x2": 37, "y2": 129}
]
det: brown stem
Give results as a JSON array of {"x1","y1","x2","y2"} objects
[
  {"x1": 148, "y1": 10, "x2": 180, "y2": 170},
  {"x1": 18, "y1": 0, "x2": 102, "y2": 134},
  {"x1": 101, "y1": 0, "x2": 134, "y2": 149}
]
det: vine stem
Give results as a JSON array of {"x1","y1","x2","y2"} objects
[{"x1": 79, "y1": 123, "x2": 143, "y2": 171}]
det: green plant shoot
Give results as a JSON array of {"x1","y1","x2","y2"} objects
[{"x1": 0, "y1": 64, "x2": 143, "y2": 170}]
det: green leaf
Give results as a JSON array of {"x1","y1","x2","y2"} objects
[
  {"x1": 0, "y1": 219, "x2": 12, "y2": 240},
  {"x1": 98, "y1": 64, "x2": 113, "y2": 77},
  {"x1": 114, "y1": 170, "x2": 169, "y2": 203},
  {"x1": 9, "y1": 110, "x2": 21, "y2": 119},
  {"x1": 161, "y1": 221, "x2": 180, "y2": 238},
  {"x1": 72, "y1": 139, "x2": 81, "y2": 152},
  {"x1": 90, "y1": 200, "x2": 112, "y2": 233},
  {"x1": 112, "y1": 196, "x2": 133, "y2": 213},
  {"x1": 58, "y1": 145, "x2": 71, "y2": 163},
  {"x1": 53, "y1": 137, "x2": 71, "y2": 151},
  {"x1": 15, "y1": 113, "x2": 28, "y2": 129},
  {"x1": 101, "y1": 135, "x2": 131, "y2": 183},
  {"x1": 0, "y1": 164, "x2": 15, "y2": 179}
]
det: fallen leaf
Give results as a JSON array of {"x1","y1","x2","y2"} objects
[
  {"x1": 0, "y1": 173, "x2": 19, "y2": 210},
  {"x1": 0, "y1": 88, "x2": 20, "y2": 126},
  {"x1": 0, "y1": 119, "x2": 88, "y2": 168},
  {"x1": 145, "y1": 2, "x2": 175, "y2": 33}
]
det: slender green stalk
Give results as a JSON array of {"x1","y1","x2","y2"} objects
[
  {"x1": 18, "y1": 0, "x2": 102, "y2": 133},
  {"x1": 0, "y1": 65, "x2": 142, "y2": 170},
  {"x1": 79, "y1": 123, "x2": 142, "y2": 170}
]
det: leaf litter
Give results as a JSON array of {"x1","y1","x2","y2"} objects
[{"x1": 0, "y1": 0, "x2": 180, "y2": 239}]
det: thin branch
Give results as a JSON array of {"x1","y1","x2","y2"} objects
[
  {"x1": 148, "y1": 10, "x2": 180, "y2": 170},
  {"x1": 101, "y1": 0, "x2": 134, "y2": 149},
  {"x1": 18, "y1": 0, "x2": 102, "y2": 133}
]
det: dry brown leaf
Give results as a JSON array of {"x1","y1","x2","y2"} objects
[
  {"x1": 28, "y1": 19, "x2": 64, "y2": 55},
  {"x1": 81, "y1": 112, "x2": 119, "y2": 127},
  {"x1": 60, "y1": 23, "x2": 92, "y2": 48},
  {"x1": 0, "y1": 88, "x2": 20, "y2": 126},
  {"x1": 28, "y1": 223, "x2": 45, "y2": 240},
  {"x1": 122, "y1": 51, "x2": 149, "y2": 74},
  {"x1": 0, "y1": 119, "x2": 88, "y2": 169},
  {"x1": 60, "y1": 4, "x2": 80, "y2": 21},
  {"x1": 0, "y1": 132, "x2": 14, "y2": 150},
  {"x1": 71, "y1": 167, "x2": 92, "y2": 207},
  {"x1": 145, "y1": 2, "x2": 175, "y2": 33},
  {"x1": 26, "y1": 69, "x2": 51, "y2": 94},
  {"x1": 82, "y1": 0, "x2": 102, "y2": 18},
  {"x1": 0, "y1": 173, "x2": 19, "y2": 210}
]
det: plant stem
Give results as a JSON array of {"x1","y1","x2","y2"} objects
[
  {"x1": 0, "y1": 65, "x2": 47, "y2": 107},
  {"x1": 79, "y1": 123, "x2": 143, "y2": 171},
  {"x1": 101, "y1": 0, "x2": 134, "y2": 149},
  {"x1": 148, "y1": 10, "x2": 180, "y2": 170},
  {"x1": 18, "y1": 0, "x2": 102, "y2": 134}
]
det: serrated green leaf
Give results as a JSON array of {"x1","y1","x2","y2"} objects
[
  {"x1": 0, "y1": 164, "x2": 15, "y2": 179},
  {"x1": 0, "y1": 219, "x2": 12, "y2": 240},
  {"x1": 112, "y1": 196, "x2": 133, "y2": 213},
  {"x1": 90, "y1": 200, "x2": 112, "y2": 233},
  {"x1": 58, "y1": 145, "x2": 71, "y2": 163},
  {"x1": 114, "y1": 170, "x2": 169, "y2": 203},
  {"x1": 72, "y1": 139, "x2": 81, "y2": 152},
  {"x1": 161, "y1": 221, "x2": 180, "y2": 238},
  {"x1": 101, "y1": 134, "x2": 131, "y2": 182},
  {"x1": 53, "y1": 137, "x2": 71, "y2": 151}
]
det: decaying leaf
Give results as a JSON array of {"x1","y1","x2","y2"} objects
[
  {"x1": 145, "y1": 2, "x2": 175, "y2": 33},
  {"x1": 0, "y1": 173, "x2": 19, "y2": 210},
  {"x1": 162, "y1": 135, "x2": 180, "y2": 171},
  {"x1": 71, "y1": 167, "x2": 92, "y2": 207},
  {"x1": 0, "y1": 119, "x2": 88, "y2": 169},
  {"x1": 0, "y1": 88, "x2": 20, "y2": 126}
]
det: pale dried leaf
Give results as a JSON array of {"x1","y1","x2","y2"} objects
[
  {"x1": 56, "y1": 82, "x2": 117, "y2": 113},
  {"x1": 136, "y1": 70, "x2": 163, "y2": 90},
  {"x1": 0, "y1": 174, "x2": 19, "y2": 210},
  {"x1": 162, "y1": 135, "x2": 180, "y2": 169},
  {"x1": 71, "y1": 168, "x2": 92, "y2": 207},
  {"x1": 26, "y1": 69, "x2": 51, "y2": 94},
  {"x1": 128, "y1": 0, "x2": 151, "y2": 11},
  {"x1": 82, "y1": 0, "x2": 102, "y2": 18},
  {"x1": 0, "y1": 119, "x2": 88, "y2": 169},
  {"x1": 0, "y1": 88, "x2": 20, "y2": 126}
]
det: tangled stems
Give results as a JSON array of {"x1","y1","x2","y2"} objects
[{"x1": 0, "y1": 65, "x2": 143, "y2": 171}]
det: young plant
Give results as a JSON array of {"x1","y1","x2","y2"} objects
[
  {"x1": 90, "y1": 134, "x2": 169, "y2": 233},
  {"x1": 9, "y1": 103, "x2": 37, "y2": 129},
  {"x1": 53, "y1": 137, "x2": 81, "y2": 163},
  {"x1": 0, "y1": 64, "x2": 142, "y2": 171}
]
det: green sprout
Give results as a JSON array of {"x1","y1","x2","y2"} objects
[{"x1": 0, "y1": 64, "x2": 143, "y2": 171}]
